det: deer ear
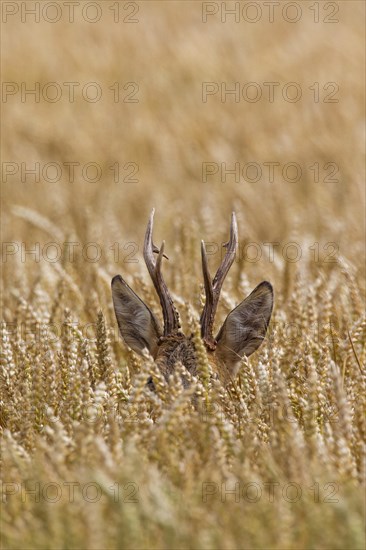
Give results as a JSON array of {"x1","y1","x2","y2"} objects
[
  {"x1": 111, "y1": 275, "x2": 162, "y2": 357},
  {"x1": 215, "y1": 281, "x2": 273, "y2": 370}
]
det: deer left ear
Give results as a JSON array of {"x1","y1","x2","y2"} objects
[
  {"x1": 215, "y1": 281, "x2": 273, "y2": 369},
  {"x1": 111, "y1": 275, "x2": 162, "y2": 358}
]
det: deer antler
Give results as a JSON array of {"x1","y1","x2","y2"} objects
[
  {"x1": 143, "y1": 209, "x2": 180, "y2": 336},
  {"x1": 200, "y1": 212, "x2": 238, "y2": 350}
]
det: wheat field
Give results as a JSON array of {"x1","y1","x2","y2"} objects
[{"x1": 1, "y1": 2, "x2": 365, "y2": 549}]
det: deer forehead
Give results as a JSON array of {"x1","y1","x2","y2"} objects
[
  {"x1": 155, "y1": 334, "x2": 227, "y2": 382},
  {"x1": 155, "y1": 335, "x2": 197, "y2": 378}
]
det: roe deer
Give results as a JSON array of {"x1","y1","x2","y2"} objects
[{"x1": 111, "y1": 210, "x2": 273, "y2": 386}]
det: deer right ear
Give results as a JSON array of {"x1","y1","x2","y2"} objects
[
  {"x1": 111, "y1": 275, "x2": 162, "y2": 358},
  {"x1": 215, "y1": 281, "x2": 274, "y2": 370}
]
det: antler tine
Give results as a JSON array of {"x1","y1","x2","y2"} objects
[
  {"x1": 201, "y1": 240, "x2": 214, "y2": 304},
  {"x1": 213, "y1": 212, "x2": 238, "y2": 287},
  {"x1": 200, "y1": 212, "x2": 238, "y2": 349},
  {"x1": 143, "y1": 209, "x2": 156, "y2": 276},
  {"x1": 143, "y1": 209, "x2": 180, "y2": 336}
]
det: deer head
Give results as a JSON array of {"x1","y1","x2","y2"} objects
[{"x1": 111, "y1": 210, "x2": 273, "y2": 385}]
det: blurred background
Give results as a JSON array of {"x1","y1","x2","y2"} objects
[{"x1": 2, "y1": 0, "x2": 365, "y2": 316}]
